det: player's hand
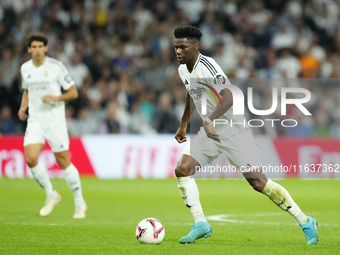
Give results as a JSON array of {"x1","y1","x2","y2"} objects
[
  {"x1": 203, "y1": 121, "x2": 221, "y2": 143},
  {"x1": 42, "y1": 95, "x2": 57, "y2": 103},
  {"x1": 175, "y1": 126, "x2": 187, "y2": 143},
  {"x1": 18, "y1": 108, "x2": 28, "y2": 121}
]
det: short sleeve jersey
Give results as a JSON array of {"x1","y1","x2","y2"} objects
[
  {"x1": 21, "y1": 56, "x2": 75, "y2": 128},
  {"x1": 178, "y1": 53, "x2": 247, "y2": 138}
]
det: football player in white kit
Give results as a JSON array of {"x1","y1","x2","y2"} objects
[
  {"x1": 18, "y1": 33, "x2": 87, "y2": 218},
  {"x1": 173, "y1": 26, "x2": 318, "y2": 244}
]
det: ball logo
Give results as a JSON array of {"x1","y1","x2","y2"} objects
[{"x1": 136, "y1": 218, "x2": 165, "y2": 244}]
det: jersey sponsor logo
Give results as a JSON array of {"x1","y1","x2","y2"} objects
[
  {"x1": 27, "y1": 75, "x2": 31, "y2": 79},
  {"x1": 187, "y1": 87, "x2": 203, "y2": 101},
  {"x1": 27, "y1": 81, "x2": 49, "y2": 91}
]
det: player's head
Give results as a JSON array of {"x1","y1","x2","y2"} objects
[
  {"x1": 174, "y1": 26, "x2": 202, "y2": 65},
  {"x1": 26, "y1": 33, "x2": 48, "y2": 61}
]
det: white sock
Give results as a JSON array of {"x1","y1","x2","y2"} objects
[
  {"x1": 262, "y1": 179, "x2": 308, "y2": 225},
  {"x1": 63, "y1": 164, "x2": 85, "y2": 206},
  {"x1": 30, "y1": 163, "x2": 56, "y2": 198},
  {"x1": 177, "y1": 176, "x2": 207, "y2": 223}
]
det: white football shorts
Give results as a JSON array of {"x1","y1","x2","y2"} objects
[
  {"x1": 182, "y1": 127, "x2": 262, "y2": 173},
  {"x1": 24, "y1": 123, "x2": 69, "y2": 152}
]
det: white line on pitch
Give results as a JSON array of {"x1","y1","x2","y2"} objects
[
  {"x1": 0, "y1": 222, "x2": 65, "y2": 226},
  {"x1": 206, "y1": 213, "x2": 339, "y2": 228}
]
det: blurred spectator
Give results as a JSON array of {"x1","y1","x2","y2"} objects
[
  {"x1": 213, "y1": 42, "x2": 237, "y2": 75},
  {"x1": 153, "y1": 93, "x2": 179, "y2": 133},
  {"x1": 250, "y1": 1, "x2": 271, "y2": 29},
  {"x1": 0, "y1": 105, "x2": 15, "y2": 134},
  {"x1": 277, "y1": 49, "x2": 301, "y2": 78},
  {"x1": 124, "y1": 34, "x2": 144, "y2": 58},
  {"x1": 67, "y1": 107, "x2": 98, "y2": 136},
  {"x1": 87, "y1": 87, "x2": 106, "y2": 126},
  {"x1": 140, "y1": 89, "x2": 156, "y2": 123},
  {"x1": 259, "y1": 50, "x2": 283, "y2": 78},
  {"x1": 223, "y1": 0, "x2": 237, "y2": 16},
  {"x1": 133, "y1": 2, "x2": 153, "y2": 37},
  {"x1": 314, "y1": 110, "x2": 330, "y2": 137},
  {"x1": 148, "y1": 23, "x2": 171, "y2": 57},
  {"x1": 271, "y1": 22, "x2": 296, "y2": 50},
  {"x1": 101, "y1": 102, "x2": 121, "y2": 134},
  {"x1": 66, "y1": 52, "x2": 91, "y2": 89},
  {"x1": 129, "y1": 101, "x2": 156, "y2": 134},
  {"x1": 330, "y1": 117, "x2": 340, "y2": 139},
  {"x1": 0, "y1": 48, "x2": 19, "y2": 90},
  {"x1": 300, "y1": 49, "x2": 321, "y2": 78},
  {"x1": 176, "y1": 0, "x2": 204, "y2": 24},
  {"x1": 287, "y1": 0, "x2": 303, "y2": 18}
]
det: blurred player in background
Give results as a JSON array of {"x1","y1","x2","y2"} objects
[
  {"x1": 18, "y1": 33, "x2": 87, "y2": 218},
  {"x1": 173, "y1": 26, "x2": 318, "y2": 244}
]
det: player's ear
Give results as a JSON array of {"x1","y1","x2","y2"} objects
[
  {"x1": 194, "y1": 43, "x2": 199, "y2": 50},
  {"x1": 44, "y1": 45, "x2": 48, "y2": 53},
  {"x1": 27, "y1": 47, "x2": 31, "y2": 54}
]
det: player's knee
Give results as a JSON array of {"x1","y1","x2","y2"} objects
[
  {"x1": 175, "y1": 163, "x2": 190, "y2": 177},
  {"x1": 57, "y1": 158, "x2": 70, "y2": 169},
  {"x1": 55, "y1": 152, "x2": 71, "y2": 169},
  {"x1": 249, "y1": 179, "x2": 267, "y2": 192},
  {"x1": 25, "y1": 155, "x2": 38, "y2": 168}
]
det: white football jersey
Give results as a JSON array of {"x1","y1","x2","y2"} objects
[
  {"x1": 21, "y1": 56, "x2": 75, "y2": 128},
  {"x1": 178, "y1": 53, "x2": 247, "y2": 138}
]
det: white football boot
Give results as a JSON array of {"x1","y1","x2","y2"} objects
[
  {"x1": 40, "y1": 193, "x2": 61, "y2": 216},
  {"x1": 73, "y1": 204, "x2": 87, "y2": 219}
]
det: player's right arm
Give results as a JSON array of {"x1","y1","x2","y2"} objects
[
  {"x1": 18, "y1": 89, "x2": 28, "y2": 121},
  {"x1": 175, "y1": 92, "x2": 196, "y2": 143},
  {"x1": 18, "y1": 65, "x2": 29, "y2": 121}
]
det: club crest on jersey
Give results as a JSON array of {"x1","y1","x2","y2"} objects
[
  {"x1": 64, "y1": 74, "x2": 72, "y2": 83},
  {"x1": 44, "y1": 70, "x2": 48, "y2": 76},
  {"x1": 214, "y1": 74, "x2": 225, "y2": 85}
]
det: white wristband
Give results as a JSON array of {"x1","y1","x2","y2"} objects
[{"x1": 204, "y1": 117, "x2": 213, "y2": 124}]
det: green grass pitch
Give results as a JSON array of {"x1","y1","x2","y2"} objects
[{"x1": 0, "y1": 178, "x2": 339, "y2": 255}]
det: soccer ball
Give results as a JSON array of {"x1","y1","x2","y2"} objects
[{"x1": 136, "y1": 218, "x2": 165, "y2": 244}]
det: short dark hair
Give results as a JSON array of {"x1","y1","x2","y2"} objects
[
  {"x1": 174, "y1": 26, "x2": 202, "y2": 44},
  {"x1": 26, "y1": 33, "x2": 48, "y2": 47}
]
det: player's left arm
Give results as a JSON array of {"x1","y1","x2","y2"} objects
[
  {"x1": 205, "y1": 88, "x2": 233, "y2": 121},
  {"x1": 42, "y1": 85, "x2": 78, "y2": 103},
  {"x1": 42, "y1": 61, "x2": 78, "y2": 103},
  {"x1": 201, "y1": 58, "x2": 233, "y2": 143}
]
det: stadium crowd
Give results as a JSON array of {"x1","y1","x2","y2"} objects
[{"x1": 0, "y1": 0, "x2": 340, "y2": 138}]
